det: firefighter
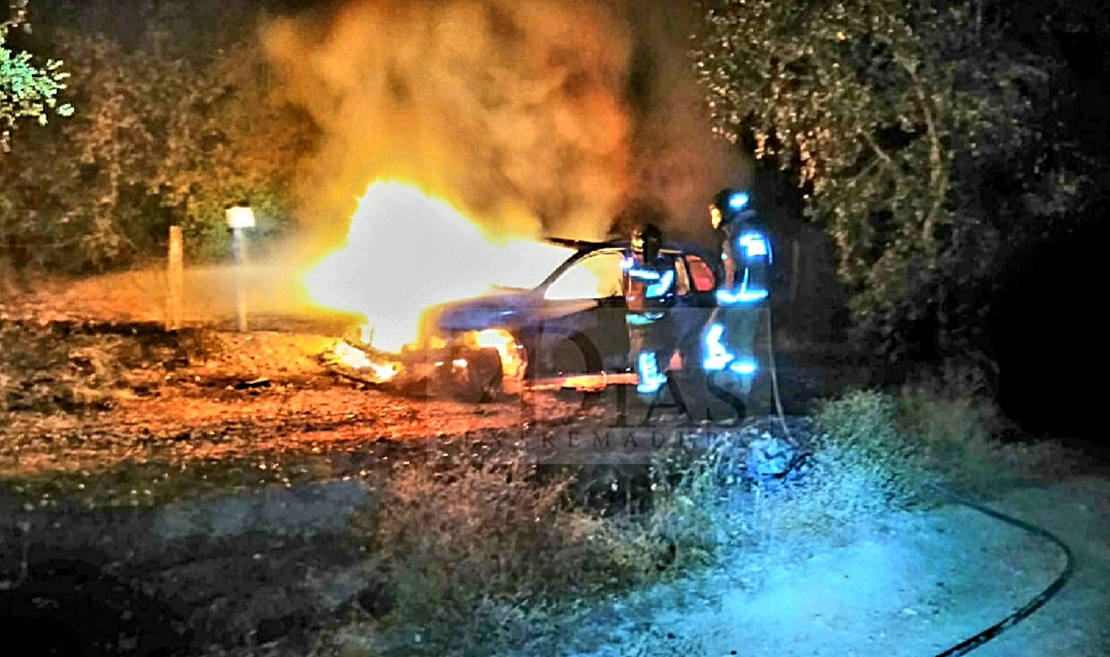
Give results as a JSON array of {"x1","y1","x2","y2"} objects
[
  {"x1": 702, "y1": 188, "x2": 772, "y2": 394},
  {"x1": 622, "y1": 223, "x2": 678, "y2": 395}
]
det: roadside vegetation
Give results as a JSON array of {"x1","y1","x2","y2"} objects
[
  {"x1": 308, "y1": 364, "x2": 1080, "y2": 657},
  {"x1": 0, "y1": 0, "x2": 73, "y2": 151},
  {"x1": 310, "y1": 447, "x2": 720, "y2": 657},
  {"x1": 766, "y1": 387, "x2": 1077, "y2": 540}
]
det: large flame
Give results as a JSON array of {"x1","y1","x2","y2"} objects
[{"x1": 304, "y1": 181, "x2": 576, "y2": 353}]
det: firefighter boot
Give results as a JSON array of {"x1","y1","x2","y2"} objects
[{"x1": 636, "y1": 351, "x2": 666, "y2": 395}]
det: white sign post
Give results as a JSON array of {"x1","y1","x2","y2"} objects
[{"x1": 225, "y1": 203, "x2": 256, "y2": 332}]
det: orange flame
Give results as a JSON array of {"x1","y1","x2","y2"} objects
[
  {"x1": 304, "y1": 181, "x2": 575, "y2": 353},
  {"x1": 329, "y1": 341, "x2": 400, "y2": 381}
]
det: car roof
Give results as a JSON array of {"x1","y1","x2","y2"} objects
[
  {"x1": 545, "y1": 236, "x2": 709, "y2": 257},
  {"x1": 537, "y1": 237, "x2": 720, "y2": 290}
]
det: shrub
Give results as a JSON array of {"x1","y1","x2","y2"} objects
[
  {"x1": 644, "y1": 448, "x2": 722, "y2": 568},
  {"x1": 741, "y1": 381, "x2": 1083, "y2": 541},
  {"x1": 897, "y1": 392, "x2": 1001, "y2": 481},
  {"x1": 744, "y1": 390, "x2": 931, "y2": 537},
  {"x1": 813, "y1": 390, "x2": 930, "y2": 502},
  {"x1": 359, "y1": 450, "x2": 715, "y2": 657},
  {"x1": 897, "y1": 390, "x2": 1078, "y2": 493}
]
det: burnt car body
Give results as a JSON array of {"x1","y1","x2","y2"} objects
[{"x1": 428, "y1": 238, "x2": 721, "y2": 385}]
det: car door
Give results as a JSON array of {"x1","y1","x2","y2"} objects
[
  {"x1": 670, "y1": 252, "x2": 719, "y2": 364},
  {"x1": 534, "y1": 249, "x2": 630, "y2": 375}
]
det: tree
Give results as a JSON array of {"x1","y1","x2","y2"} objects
[
  {"x1": 691, "y1": 0, "x2": 1085, "y2": 362},
  {"x1": 0, "y1": 0, "x2": 71, "y2": 151},
  {"x1": 56, "y1": 30, "x2": 310, "y2": 264},
  {"x1": 0, "y1": 24, "x2": 312, "y2": 272}
]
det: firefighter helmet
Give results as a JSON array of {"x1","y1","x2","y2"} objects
[
  {"x1": 631, "y1": 223, "x2": 663, "y2": 260},
  {"x1": 710, "y1": 188, "x2": 751, "y2": 229}
]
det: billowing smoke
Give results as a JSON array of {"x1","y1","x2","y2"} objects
[
  {"x1": 622, "y1": 1, "x2": 751, "y2": 243},
  {"x1": 262, "y1": 0, "x2": 632, "y2": 243},
  {"x1": 261, "y1": 0, "x2": 746, "y2": 248}
]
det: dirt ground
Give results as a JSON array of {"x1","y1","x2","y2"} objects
[
  {"x1": 3, "y1": 270, "x2": 1108, "y2": 657},
  {"x1": 0, "y1": 316, "x2": 595, "y2": 491},
  {"x1": 0, "y1": 268, "x2": 839, "y2": 494},
  {"x1": 550, "y1": 477, "x2": 1110, "y2": 657},
  {"x1": 1, "y1": 275, "x2": 619, "y2": 655}
]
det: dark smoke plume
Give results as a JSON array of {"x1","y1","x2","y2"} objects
[
  {"x1": 262, "y1": 0, "x2": 746, "y2": 246},
  {"x1": 620, "y1": 1, "x2": 750, "y2": 243}
]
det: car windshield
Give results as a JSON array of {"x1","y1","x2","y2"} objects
[
  {"x1": 483, "y1": 241, "x2": 579, "y2": 291},
  {"x1": 543, "y1": 250, "x2": 626, "y2": 300}
]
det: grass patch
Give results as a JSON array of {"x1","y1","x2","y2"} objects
[
  {"x1": 738, "y1": 389, "x2": 933, "y2": 538},
  {"x1": 741, "y1": 382, "x2": 1081, "y2": 540},
  {"x1": 316, "y1": 449, "x2": 719, "y2": 657}
]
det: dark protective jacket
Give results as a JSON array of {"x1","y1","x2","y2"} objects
[
  {"x1": 622, "y1": 251, "x2": 677, "y2": 324},
  {"x1": 717, "y1": 212, "x2": 773, "y2": 307}
]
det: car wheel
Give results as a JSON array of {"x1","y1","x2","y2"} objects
[
  {"x1": 550, "y1": 332, "x2": 604, "y2": 376},
  {"x1": 453, "y1": 346, "x2": 504, "y2": 403}
]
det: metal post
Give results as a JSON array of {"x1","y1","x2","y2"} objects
[
  {"x1": 232, "y1": 227, "x2": 248, "y2": 332},
  {"x1": 225, "y1": 202, "x2": 255, "y2": 333},
  {"x1": 167, "y1": 226, "x2": 184, "y2": 330}
]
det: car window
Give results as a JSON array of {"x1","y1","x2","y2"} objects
[
  {"x1": 543, "y1": 251, "x2": 626, "y2": 301},
  {"x1": 685, "y1": 255, "x2": 716, "y2": 292}
]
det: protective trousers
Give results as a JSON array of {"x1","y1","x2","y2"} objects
[
  {"x1": 628, "y1": 315, "x2": 675, "y2": 395},
  {"x1": 702, "y1": 302, "x2": 764, "y2": 393}
]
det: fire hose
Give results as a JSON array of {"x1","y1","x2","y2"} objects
[
  {"x1": 925, "y1": 483, "x2": 1075, "y2": 657},
  {"x1": 762, "y1": 306, "x2": 1075, "y2": 656},
  {"x1": 764, "y1": 303, "x2": 795, "y2": 448}
]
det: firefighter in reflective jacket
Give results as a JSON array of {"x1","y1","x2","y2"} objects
[
  {"x1": 702, "y1": 188, "x2": 772, "y2": 393},
  {"x1": 622, "y1": 223, "x2": 677, "y2": 395}
]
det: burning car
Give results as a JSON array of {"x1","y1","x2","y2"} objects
[
  {"x1": 430, "y1": 237, "x2": 720, "y2": 387},
  {"x1": 328, "y1": 237, "x2": 721, "y2": 401},
  {"x1": 305, "y1": 181, "x2": 720, "y2": 401}
]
